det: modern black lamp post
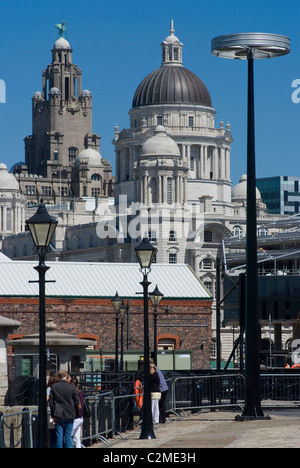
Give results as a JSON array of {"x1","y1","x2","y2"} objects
[
  {"x1": 135, "y1": 237, "x2": 157, "y2": 440},
  {"x1": 111, "y1": 291, "x2": 122, "y2": 375},
  {"x1": 211, "y1": 32, "x2": 290, "y2": 419},
  {"x1": 26, "y1": 201, "x2": 58, "y2": 448},
  {"x1": 149, "y1": 285, "x2": 164, "y2": 366}
]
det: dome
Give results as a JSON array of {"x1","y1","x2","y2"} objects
[
  {"x1": 75, "y1": 148, "x2": 102, "y2": 167},
  {"x1": 32, "y1": 91, "x2": 42, "y2": 101},
  {"x1": 141, "y1": 126, "x2": 180, "y2": 156},
  {"x1": 132, "y1": 23, "x2": 212, "y2": 109},
  {"x1": 232, "y1": 174, "x2": 261, "y2": 201},
  {"x1": 54, "y1": 37, "x2": 71, "y2": 49},
  {"x1": 80, "y1": 89, "x2": 92, "y2": 97},
  {"x1": 0, "y1": 163, "x2": 19, "y2": 191},
  {"x1": 49, "y1": 87, "x2": 60, "y2": 96},
  {"x1": 132, "y1": 66, "x2": 212, "y2": 108}
]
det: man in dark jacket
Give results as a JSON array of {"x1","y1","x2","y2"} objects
[{"x1": 49, "y1": 369, "x2": 80, "y2": 448}]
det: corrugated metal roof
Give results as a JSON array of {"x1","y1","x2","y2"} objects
[{"x1": 0, "y1": 261, "x2": 211, "y2": 300}]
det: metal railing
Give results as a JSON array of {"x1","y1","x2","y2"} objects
[
  {"x1": 2, "y1": 372, "x2": 300, "y2": 448},
  {"x1": 169, "y1": 374, "x2": 245, "y2": 415}
]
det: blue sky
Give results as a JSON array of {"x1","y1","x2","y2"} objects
[{"x1": 0, "y1": 0, "x2": 299, "y2": 186}]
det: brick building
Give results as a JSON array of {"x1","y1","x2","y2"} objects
[{"x1": 0, "y1": 261, "x2": 212, "y2": 372}]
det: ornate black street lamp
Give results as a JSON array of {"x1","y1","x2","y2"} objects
[
  {"x1": 120, "y1": 301, "x2": 128, "y2": 371},
  {"x1": 111, "y1": 291, "x2": 122, "y2": 374},
  {"x1": 149, "y1": 285, "x2": 164, "y2": 366},
  {"x1": 211, "y1": 32, "x2": 290, "y2": 420},
  {"x1": 26, "y1": 201, "x2": 57, "y2": 448},
  {"x1": 135, "y1": 237, "x2": 157, "y2": 440}
]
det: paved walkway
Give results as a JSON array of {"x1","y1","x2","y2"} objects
[{"x1": 91, "y1": 409, "x2": 300, "y2": 449}]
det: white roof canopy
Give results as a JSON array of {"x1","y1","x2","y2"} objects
[{"x1": 0, "y1": 261, "x2": 211, "y2": 300}]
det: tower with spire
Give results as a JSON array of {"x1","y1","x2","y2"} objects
[
  {"x1": 24, "y1": 29, "x2": 99, "y2": 178},
  {"x1": 12, "y1": 25, "x2": 113, "y2": 205}
]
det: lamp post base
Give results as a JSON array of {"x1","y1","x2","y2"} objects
[
  {"x1": 235, "y1": 414, "x2": 271, "y2": 422},
  {"x1": 139, "y1": 428, "x2": 156, "y2": 440}
]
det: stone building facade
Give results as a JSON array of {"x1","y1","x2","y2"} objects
[
  {"x1": 0, "y1": 164, "x2": 26, "y2": 249},
  {"x1": 12, "y1": 34, "x2": 113, "y2": 205}
]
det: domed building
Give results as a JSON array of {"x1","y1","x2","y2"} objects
[
  {"x1": 113, "y1": 22, "x2": 233, "y2": 263},
  {"x1": 0, "y1": 164, "x2": 26, "y2": 247},
  {"x1": 232, "y1": 174, "x2": 267, "y2": 220},
  {"x1": 110, "y1": 22, "x2": 284, "y2": 366},
  {"x1": 72, "y1": 148, "x2": 113, "y2": 198},
  {"x1": 114, "y1": 22, "x2": 232, "y2": 209}
]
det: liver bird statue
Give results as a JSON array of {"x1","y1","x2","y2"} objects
[{"x1": 55, "y1": 22, "x2": 67, "y2": 37}]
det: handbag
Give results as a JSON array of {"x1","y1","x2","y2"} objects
[{"x1": 151, "y1": 392, "x2": 161, "y2": 400}]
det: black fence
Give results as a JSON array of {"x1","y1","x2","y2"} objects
[{"x1": 3, "y1": 371, "x2": 300, "y2": 448}]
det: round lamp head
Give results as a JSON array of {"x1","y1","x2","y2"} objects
[{"x1": 211, "y1": 33, "x2": 290, "y2": 60}]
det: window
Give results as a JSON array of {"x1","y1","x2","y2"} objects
[
  {"x1": 211, "y1": 339, "x2": 216, "y2": 359},
  {"x1": 6, "y1": 208, "x2": 11, "y2": 231},
  {"x1": 157, "y1": 115, "x2": 163, "y2": 125},
  {"x1": 190, "y1": 156, "x2": 195, "y2": 171},
  {"x1": 91, "y1": 173, "x2": 101, "y2": 181},
  {"x1": 167, "y1": 178, "x2": 172, "y2": 204},
  {"x1": 151, "y1": 178, "x2": 158, "y2": 203},
  {"x1": 92, "y1": 187, "x2": 101, "y2": 197},
  {"x1": 59, "y1": 186, "x2": 68, "y2": 197},
  {"x1": 258, "y1": 228, "x2": 268, "y2": 236},
  {"x1": 202, "y1": 259, "x2": 212, "y2": 270},
  {"x1": 173, "y1": 48, "x2": 179, "y2": 60},
  {"x1": 41, "y1": 186, "x2": 52, "y2": 196},
  {"x1": 148, "y1": 230, "x2": 157, "y2": 242},
  {"x1": 169, "y1": 253, "x2": 177, "y2": 264},
  {"x1": 204, "y1": 230, "x2": 213, "y2": 243},
  {"x1": 232, "y1": 226, "x2": 242, "y2": 238},
  {"x1": 69, "y1": 147, "x2": 78, "y2": 162},
  {"x1": 189, "y1": 116, "x2": 194, "y2": 127},
  {"x1": 169, "y1": 230, "x2": 177, "y2": 242},
  {"x1": 25, "y1": 185, "x2": 35, "y2": 195}
]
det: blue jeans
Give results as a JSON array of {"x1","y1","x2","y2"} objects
[{"x1": 55, "y1": 418, "x2": 74, "y2": 448}]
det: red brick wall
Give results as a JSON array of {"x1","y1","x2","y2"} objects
[{"x1": 1, "y1": 297, "x2": 212, "y2": 369}]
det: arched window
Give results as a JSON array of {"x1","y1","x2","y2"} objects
[
  {"x1": 91, "y1": 173, "x2": 101, "y2": 181},
  {"x1": 232, "y1": 226, "x2": 242, "y2": 238}
]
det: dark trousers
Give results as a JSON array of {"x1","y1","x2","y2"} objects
[{"x1": 159, "y1": 390, "x2": 168, "y2": 423}]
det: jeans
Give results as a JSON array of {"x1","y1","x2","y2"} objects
[{"x1": 55, "y1": 418, "x2": 74, "y2": 448}]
